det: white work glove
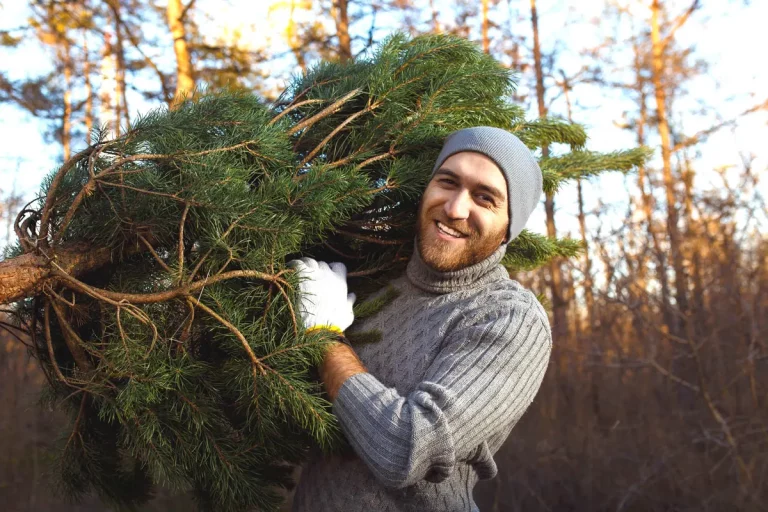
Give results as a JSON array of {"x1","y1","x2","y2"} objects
[{"x1": 288, "y1": 258, "x2": 356, "y2": 334}]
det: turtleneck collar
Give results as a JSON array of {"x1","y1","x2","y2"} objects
[{"x1": 406, "y1": 237, "x2": 509, "y2": 294}]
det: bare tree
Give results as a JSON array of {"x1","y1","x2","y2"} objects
[
  {"x1": 530, "y1": 0, "x2": 568, "y2": 341},
  {"x1": 650, "y1": 0, "x2": 697, "y2": 330},
  {"x1": 167, "y1": 0, "x2": 196, "y2": 105},
  {"x1": 332, "y1": 0, "x2": 352, "y2": 61}
]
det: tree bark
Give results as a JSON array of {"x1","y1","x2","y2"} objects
[
  {"x1": 530, "y1": 0, "x2": 567, "y2": 341},
  {"x1": 651, "y1": 0, "x2": 688, "y2": 324},
  {"x1": 333, "y1": 0, "x2": 352, "y2": 62},
  {"x1": 0, "y1": 245, "x2": 121, "y2": 305},
  {"x1": 167, "y1": 0, "x2": 196, "y2": 105}
]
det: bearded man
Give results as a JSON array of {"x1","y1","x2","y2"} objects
[{"x1": 290, "y1": 126, "x2": 552, "y2": 512}]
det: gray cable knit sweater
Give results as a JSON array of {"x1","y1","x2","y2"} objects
[{"x1": 292, "y1": 244, "x2": 552, "y2": 512}]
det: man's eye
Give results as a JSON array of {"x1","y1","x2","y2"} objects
[
  {"x1": 477, "y1": 194, "x2": 494, "y2": 205},
  {"x1": 439, "y1": 178, "x2": 456, "y2": 186}
]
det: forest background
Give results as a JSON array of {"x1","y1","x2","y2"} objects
[{"x1": 1, "y1": 0, "x2": 767, "y2": 511}]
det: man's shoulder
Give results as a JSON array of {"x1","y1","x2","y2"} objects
[{"x1": 470, "y1": 277, "x2": 550, "y2": 329}]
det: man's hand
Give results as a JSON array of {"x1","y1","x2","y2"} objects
[
  {"x1": 288, "y1": 258, "x2": 356, "y2": 333},
  {"x1": 287, "y1": 257, "x2": 366, "y2": 400}
]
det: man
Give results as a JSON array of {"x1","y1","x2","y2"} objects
[{"x1": 290, "y1": 126, "x2": 552, "y2": 511}]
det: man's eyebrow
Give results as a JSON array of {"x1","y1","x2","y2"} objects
[
  {"x1": 435, "y1": 168, "x2": 505, "y2": 202},
  {"x1": 476, "y1": 183, "x2": 506, "y2": 202},
  {"x1": 434, "y1": 168, "x2": 460, "y2": 179}
]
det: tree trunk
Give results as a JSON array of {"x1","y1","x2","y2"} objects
[
  {"x1": 83, "y1": 32, "x2": 94, "y2": 142},
  {"x1": 482, "y1": 0, "x2": 490, "y2": 54},
  {"x1": 61, "y1": 41, "x2": 73, "y2": 161},
  {"x1": 429, "y1": 0, "x2": 441, "y2": 33},
  {"x1": 561, "y1": 71, "x2": 593, "y2": 331},
  {"x1": 106, "y1": 0, "x2": 129, "y2": 133},
  {"x1": 682, "y1": 158, "x2": 704, "y2": 324},
  {"x1": 332, "y1": 0, "x2": 352, "y2": 62},
  {"x1": 167, "y1": 0, "x2": 196, "y2": 105},
  {"x1": 650, "y1": 0, "x2": 688, "y2": 325},
  {"x1": 0, "y1": 245, "x2": 121, "y2": 305},
  {"x1": 633, "y1": 37, "x2": 673, "y2": 332},
  {"x1": 530, "y1": 0, "x2": 567, "y2": 341},
  {"x1": 576, "y1": 180, "x2": 593, "y2": 328},
  {"x1": 288, "y1": 0, "x2": 307, "y2": 72}
]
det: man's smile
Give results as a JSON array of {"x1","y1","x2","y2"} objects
[{"x1": 435, "y1": 221, "x2": 468, "y2": 240}]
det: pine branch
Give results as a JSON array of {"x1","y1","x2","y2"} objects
[
  {"x1": 540, "y1": 147, "x2": 652, "y2": 194},
  {"x1": 503, "y1": 230, "x2": 584, "y2": 271}
]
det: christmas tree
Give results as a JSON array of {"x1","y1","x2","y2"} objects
[{"x1": 0, "y1": 33, "x2": 648, "y2": 511}]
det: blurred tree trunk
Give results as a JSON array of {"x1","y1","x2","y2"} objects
[
  {"x1": 167, "y1": 0, "x2": 196, "y2": 105},
  {"x1": 561, "y1": 71, "x2": 593, "y2": 331},
  {"x1": 481, "y1": 0, "x2": 489, "y2": 53},
  {"x1": 429, "y1": 0, "x2": 441, "y2": 33},
  {"x1": 530, "y1": 0, "x2": 567, "y2": 342},
  {"x1": 288, "y1": 0, "x2": 308, "y2": 72},
  {"x1": 59, "y1": 41, "x2": 73, "y2": 160},
  {"x1": 682, "y1": 157, "x2": 704, "y2": 323},
  {"x1": 106, "y1": 0, "x2": 129, "y2": 133},
  {"x1": 99, "y1": 34, "x2": 118, "y2": 135},
  {"x1": 632, "y1": 37, "x2": 674, "y2": 332},
  {"x1": 332, "y1": 0, "x2": 352, "y2": 61},
  {"x1": 650, "y1": 0, "x2": 689, "y2": 328},
  {"x1": 83, "y1": 32, "x2": 93, "y2": 142}
]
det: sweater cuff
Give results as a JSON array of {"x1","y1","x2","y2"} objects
[
  {"x1": 332, "y1": 373, "x2": 413, "y2": 485},
  {"x1": 331, "y1": 372, "x2": 456, "y2": 488},
  {"x1": 333, "y1": 371, "x2": 380, "y2": 423}
]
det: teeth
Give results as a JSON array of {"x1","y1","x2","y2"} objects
[{"x1": 437, "y1": 221, "x2": 463, "y2": 238}]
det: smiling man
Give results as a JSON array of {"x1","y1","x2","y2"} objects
[{"x1": 290, "y1": 126, "x2": 552, "y2": 512}]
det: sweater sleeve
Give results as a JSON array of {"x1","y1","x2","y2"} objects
[{"x1": 332, "y1": 300, "x2": 552, "y2": 489}]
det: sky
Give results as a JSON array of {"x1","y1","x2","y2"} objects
[{"x1": 1, "y1": 0, "x2": 766, "y2": 250}]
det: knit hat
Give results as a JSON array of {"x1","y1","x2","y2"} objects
[{"x1": 431, "y1": 126, "x2": 543, "y2": 242}]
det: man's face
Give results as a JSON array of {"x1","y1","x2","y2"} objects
[{"x1": 416, "y1": 151, "x2": 509, "y2": 272}]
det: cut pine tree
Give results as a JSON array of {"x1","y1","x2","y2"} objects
[{"x1": 0, "y1": 33, "x2": 648, "y2": 511}]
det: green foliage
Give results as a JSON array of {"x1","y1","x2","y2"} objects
[
  {"x1": 10, "y1": 32, "x2": 647, "y2": 511},
  {"x1": 540, "y1": 147, "x2": 652, "y2": 195},
  {"x1": 352, "y1": 285, "x2": 401, "y2": 321},
  {"x1": 512, "y1": 117, "x2": 588, "y2": 149},
  {"x1": 503, "y1": 230, "x2": 584, "y2": 271}
]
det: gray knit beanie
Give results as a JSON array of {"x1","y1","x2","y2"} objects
[{"x1": 431, "y1": 126, "x2": 543, "y2": 242}]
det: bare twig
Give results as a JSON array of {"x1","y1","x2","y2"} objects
[
  {"x1": 39, "y1": 146, "x2": 97, "y2": 246},
  {"x1": 299, "y1": 108, "x2": 371, "y2": 166},
  {"x1": 287, "y1": 88, "x2": 362, "y2": 136},
  {"x1": 647, "y1": 357, "x2": 700, "y2": 392},
  {"x1": 138, "y1": 234, "x2": 173, "y2": 273},
  {"x1": 49, "y1": 297, "x2": 93, "y2": 372},
  {"x1": 178, "y1": 202, "x2": 191, "y2": 283},
  {"x1": 187, "y1": 296, "x2": 265, "y2": 373},
  {"x1": 660, "y1": 0, "x2": 700, "y2": 50},
  {"x1": 52, "y1": 264, "x2": 283, "y2": 304},
  {"x1": 269, "y1": 98, "x2": 326, "y2": 126},
  {"x1": 43, "y1": 299, "x2": 84, "y2": 388}
]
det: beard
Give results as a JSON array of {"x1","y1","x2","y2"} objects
[{"x1": 416, "y1": 203, "x2": 507, "y2": 272}]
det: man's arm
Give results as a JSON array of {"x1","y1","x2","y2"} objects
[
  {"x1": 329, "y1": 299, "x2": 551, "y2": 489},
  {"x1": 320, "y1": 342, "x2": 366, "y2": 402}
]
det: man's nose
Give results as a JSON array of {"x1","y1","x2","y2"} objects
[{"x1": 444, "y1": 190, "x2": 471, "y2": 219}]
